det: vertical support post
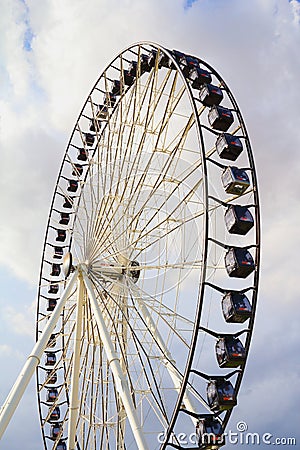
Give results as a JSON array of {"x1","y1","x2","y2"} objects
[
  {"x1": 118, "y1": 287, "x2": 127, "y2": 450},
  {"x1": 0, "y1": 270, "x2": 78, "y2": 440},
  {"x1": 82, "y1": 269, "x2": 149, "y2": 450},
  {"x1": 130, "y1": 285, "x2": 199, "y2": 422},
  {"x1": 67, "y1": 271, "x2": 85, "y2": 450}
]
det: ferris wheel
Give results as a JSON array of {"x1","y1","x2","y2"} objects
[{"x1": 0, "y1": 42, "x2": 260, "y2": 450}]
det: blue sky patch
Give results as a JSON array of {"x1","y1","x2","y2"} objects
[
  {"x1": 23, "y1": 26, "x2": 34, "y2": 51},
  {"x1": 20, "y1": 0, "x2": 34, "y2": 51},
  {"x1": 184, "y1": 0, "x2": 198, "y2": 10}
]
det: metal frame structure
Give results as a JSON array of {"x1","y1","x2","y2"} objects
[
  {"x1": 0, "y1": 268, "x2": 149, "y2": 449},
  {"x1": 0, "y1": 42, "x2": 260, "y2": 450}
]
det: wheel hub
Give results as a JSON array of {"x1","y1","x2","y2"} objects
[{"x1": 88, "y1": 258, "x2": 141, "y2": 283}]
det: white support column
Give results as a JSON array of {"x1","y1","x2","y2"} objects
[
  {"x1": 82, "y1": 270, "x2": 149, "y2": 450},
  {"x1": 130, "y1": 284, "x2": 206, "y2": 421},
  {"x1": 0, "y1": 270, "x2": 78, "y2": 440},
  {"x1": 67, "y1": 271, "x2": 85, "y2": 450}
]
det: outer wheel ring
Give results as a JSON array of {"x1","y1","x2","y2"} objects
[{"x1": 35, "y1": 42, "x2": 260, "y2": 450}]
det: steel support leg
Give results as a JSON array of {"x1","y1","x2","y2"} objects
[
  {"x1": 130, "y1": 283, "x2": 208, "y2": 420},
  {"x1": 68, "y1": 271, "x2": 85, "y2": 450},
  {"x1": 82, "y1": 269, "x2": 149, "y2": 450},
  {"x1": 0, "y1": 270, "x2": 78, "y2": 440}
]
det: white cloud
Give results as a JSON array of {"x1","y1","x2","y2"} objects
[
  {"x1": 0, "y1": 344, "x2": 13, "y2": 356},
  {"x1": 1, "y1": 301, "x2": 36, "y2": 337},
  {"x1": 290, "y1": 0, "x2": 300, "y2": 23},
  {"x1": 0, "y1": 1, "x2": 31, "y2": 99}
]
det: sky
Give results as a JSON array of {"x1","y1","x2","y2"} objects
[{"x1": 0, "y1": 0, "x2": 300, "y2": 448}]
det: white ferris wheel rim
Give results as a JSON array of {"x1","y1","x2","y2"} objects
[{"x1": 31, "y1": 42, "x2": 260, "y2": 450}]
